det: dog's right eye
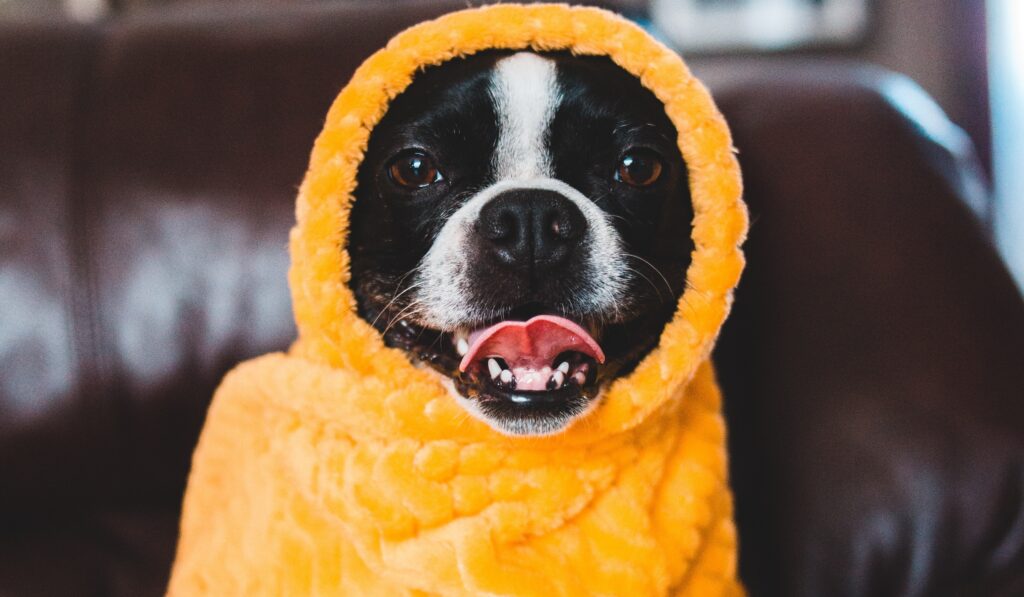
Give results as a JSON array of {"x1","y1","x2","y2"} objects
[
  {"x1": 615, "y1": 149, "x2": 664, "y2": 188},
  {"x1": 387, "y1": 152, "x2": 444, "y2": 189}
]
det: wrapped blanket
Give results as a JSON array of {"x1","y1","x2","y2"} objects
[{"x1": 168, "y1": 4, "x2": 747, "y2": 595}]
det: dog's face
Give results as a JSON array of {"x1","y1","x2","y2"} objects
[{"x1": 349, "y1": 51, "x2": 693, "y2": 436}]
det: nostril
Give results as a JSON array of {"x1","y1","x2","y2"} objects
[
  {"x1": 545, "y1": 203, "x2": 585, "y2": 243},
  {"x1": 480, "y1": 210, "x2": 516, "y2": 242},
  {"x1": 478, "y1": 202, "x2": 520, "y2": 243},
  {"x1": 547, "y1": 213, "x2": 568, "y2": 240}
]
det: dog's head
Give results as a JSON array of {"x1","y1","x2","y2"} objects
[{"x1": 349, "y1": 51, "x2": 694, "y2": 436}]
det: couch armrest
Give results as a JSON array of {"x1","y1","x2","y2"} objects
[{"x1": 710, "y1": 61, "x2": 1024, "y2": 596}]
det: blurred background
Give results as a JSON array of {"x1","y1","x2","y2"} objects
[{"x1": 1, "y1": 1, "x2": 1022, "y2": 596}]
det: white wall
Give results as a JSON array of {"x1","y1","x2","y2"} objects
[{"x1": 988, "y1": 0, "x2": 1024, "y2": 288}]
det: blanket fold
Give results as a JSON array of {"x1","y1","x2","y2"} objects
[{"x1": 169, "y1": 4, "x2": 747, "y2": 595}]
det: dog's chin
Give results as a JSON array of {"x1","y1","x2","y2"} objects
[
  {"x1": 448, "y1": 381, "x2": 600, "y2": 437},
  {"x1": 450, "y1": 341, "x2": 603, "y2": 436},
  {"x1": 376, "y1": 307, "x2": 661, "y2": 437}
]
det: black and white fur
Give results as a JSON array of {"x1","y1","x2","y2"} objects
[{"x1": 349, "y1": 51, "x2": 694, "y2": 436}]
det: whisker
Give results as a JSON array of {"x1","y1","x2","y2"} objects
[
  {"x1": 624, "y1": 265, "x2": 664, "y2": 304},
  {"x1": 676, "y1": 280, "x2": 698, "y2": 313},
  {"x1": 369, "y1": 280, "x2": 423, "y2": 329},
  {"x1": 623, "y1": 252, "x2": 674, "y2": 297},
  {"x1": 425, "y1": 329, "x2": 446, "y2": 353},
  {"x1": 382, "y1": 300, "x2": 422, "y2": 337}
]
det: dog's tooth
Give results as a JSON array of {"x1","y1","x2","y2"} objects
[
  {"x1": 499, "y1": 369, "x2": 513, "y2": 384},
  {"x1": 487, "y1": 358, "x2": 502, "y2": 379},
  {"x1": 573, "y1": 371, "x2": 586, "y2": 385},
  {"x1": 456, "y1": 338, "x2": 469, "y2": 356},
  {"x1": 556, "y1": 361, "x2": 570, "y2": 374},
  {"x1": 551, "y1": 370, "x2": 565, "y2": 389}
]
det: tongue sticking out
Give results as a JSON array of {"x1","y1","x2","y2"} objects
[{"x1": 459, "y1": 315, "x2": 605, "y2": 392}]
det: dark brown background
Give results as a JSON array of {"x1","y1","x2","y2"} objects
[{"x1": 1, "y1": 1, "x2": 1022, "y2": 595}]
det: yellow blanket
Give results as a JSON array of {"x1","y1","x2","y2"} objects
[{"x1": 168, "y1": 4, "x2": 747, "y2": 595}]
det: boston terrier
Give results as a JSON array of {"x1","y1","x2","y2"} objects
[{"x1": 348, "y1": 50, "x2": 693, "y2": 436}]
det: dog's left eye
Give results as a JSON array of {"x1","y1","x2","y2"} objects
[
  {"x1": 615, "y1": 149, "x2": 663, "y2": 187},
  {"x1": 387, "y1": 152, "x2": 444, "y2": 189}
]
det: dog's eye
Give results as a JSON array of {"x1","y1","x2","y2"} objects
[
  {"x1": 387, "y1": 152, "x2": 443, "y2": 189},
  {"x1": 615, "y1": 149, "x2": 663, "y2": 187}
]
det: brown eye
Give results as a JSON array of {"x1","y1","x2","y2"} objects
[
  {"x1": 387, "y1": 152, "x2": 443, "y2": 189},
  {"x1": 615, "y1": 149, "x2": 663, "y2": 187}
]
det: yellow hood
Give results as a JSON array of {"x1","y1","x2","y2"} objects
[
  {"x1": 289, "y1": 3, "x2": 746, "y2": 442},
  {"x1": 169, "y1": 4, "x2": 747, "y2": 595}
]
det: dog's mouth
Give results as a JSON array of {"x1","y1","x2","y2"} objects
[
  {"x1": 454, "y1": 314, "x2": 603, "y2": 399},
  {"x1": 378, "y1": 306, "x2": 615, "y2": 434}
]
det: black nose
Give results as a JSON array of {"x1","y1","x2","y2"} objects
[{"x1": 476, "y1": 189, "x2": 587, "y2": 270}]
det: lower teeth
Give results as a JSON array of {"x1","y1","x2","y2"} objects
[
  {"x1": 545, "y1": 370, "x2": 565, "y2": 390},
  {"x1": 478, "y1": 356, "x2": 591, "y2": 392}
]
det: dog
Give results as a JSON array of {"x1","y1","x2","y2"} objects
[
  {"x1": 349, "y1": 50, "x2": 694, "y2": 436},
  {"x1": 169, "y1": 9, "x2": 747, "y2": 592}
]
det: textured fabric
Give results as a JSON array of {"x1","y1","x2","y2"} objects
[{"x1": 168, "y1": 4, "x2": 747, "y2": 595}]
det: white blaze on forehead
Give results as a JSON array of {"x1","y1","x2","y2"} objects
[{"x1": 490, "y1": 52, "x2": 561, "y2": 180}]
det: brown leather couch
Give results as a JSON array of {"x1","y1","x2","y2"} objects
[{"x1": 2, "y1": 2, "x2": 1022, "y2": 595}]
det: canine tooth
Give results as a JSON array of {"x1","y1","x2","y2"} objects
[
  {"x1": 499, "y1": 369, "x2": 513, "y2": 384},
  {"x1": 551, "y1": 370, "x2": 565, "y2": 388},
  {"x1": 456, "y1": 338, "x2": 469, "y2": 356},
  {"x1": 556, "y1": 361, "x2": 570, "y2": 374},
  {"x1": 573, "y1": 371, "x2": 586, "y2": 385},
  {"x1": 487, "y1": 358, "x2": 502, "y2": 379}
]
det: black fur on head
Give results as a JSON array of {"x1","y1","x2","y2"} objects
[{"x1": 347, "y1": 50, "x2": 693, "y2": 435}]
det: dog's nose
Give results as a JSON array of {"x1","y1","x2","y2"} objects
[{"x1": 477, "y1": 189, "x2": 587, "y2": 270}]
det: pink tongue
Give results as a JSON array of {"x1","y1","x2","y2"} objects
[{"x1": 459, "y1": 315, "x2": 605, "y2": 391}]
